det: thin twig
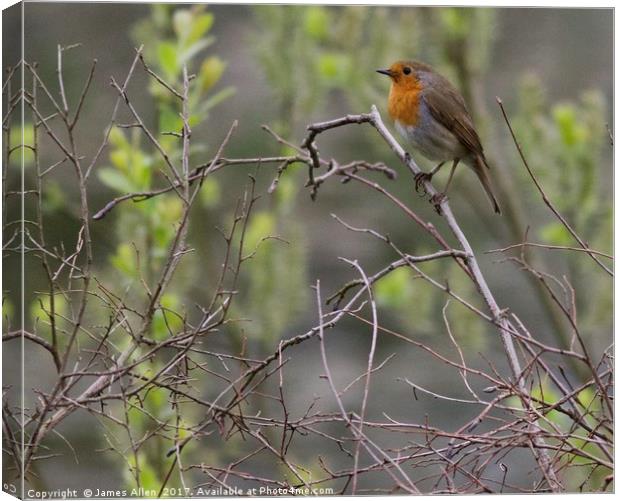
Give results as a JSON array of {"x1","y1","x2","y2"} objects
[{"x1": 496, "y1": 97, "x2": 612, "y2": 277}]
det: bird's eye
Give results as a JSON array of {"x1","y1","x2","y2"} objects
[{"x1": 403, "y1": 66, "x2": 412, "y2": 75}]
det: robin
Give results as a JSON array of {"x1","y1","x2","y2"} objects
[{"x1": 377, "y1": 60, "x2": 501, "y2": 214}]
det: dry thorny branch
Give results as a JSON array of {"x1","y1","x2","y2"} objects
[{"x1": 2, "y1": 47, "x2": 613, "y2": 494}]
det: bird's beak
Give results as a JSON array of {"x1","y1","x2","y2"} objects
[{"x1": 376, "y1": 68, "x2": 395, "y2": 77}]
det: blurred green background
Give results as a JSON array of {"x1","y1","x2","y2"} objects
[{"x1": 2, "y1": 3, "x2": 613, "y2": 494}]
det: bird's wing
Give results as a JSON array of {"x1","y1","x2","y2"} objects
[{"x1": 423, "y1": 84, "x2": 485, "y2": 159}]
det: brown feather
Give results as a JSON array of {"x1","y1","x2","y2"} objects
[
  {"x1": 423, "y1": 85, "x2": 485, "y2": 158},
  {"x1": 472, "y1": 155, "x2": 501, "y2": 214}
]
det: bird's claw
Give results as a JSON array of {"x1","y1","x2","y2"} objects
[
  {"x1": 430, "y1": 193, "x2": 446, "y2": 214},
  {"x1": 414, "y1": 171, "x2": 432, "y2": 195}
]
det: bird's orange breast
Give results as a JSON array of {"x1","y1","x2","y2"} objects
[{"x1": 388, "y1": 81, "x2": 422, "y2": 126}]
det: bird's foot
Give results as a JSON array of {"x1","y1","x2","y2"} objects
[
  {"x1": 414, "y1": 171, "x2": 433, "y2": 195},
  {"x1": 430, "y1": 192, "x2": 447, "y2": 214}
]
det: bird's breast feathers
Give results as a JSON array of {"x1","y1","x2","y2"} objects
[
  {"x1": 395, "y1": 99, "x2": 466, "y2": 162},
  {"x1": 387, "y1": 81, "x2": 422, "y2": 126}
]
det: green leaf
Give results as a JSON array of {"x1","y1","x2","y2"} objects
[
  {"x1": 553, "y1": 104, "x2": 579, "y2": 146},
  {"x1": 108, "y1": 126, "x2": 127, "y2": 148},
  {"x1": 143, "y1": 386, "x2": 167, "y2": 413},
  {"x1": 152, "y1": 4, "x2": 171, "y2": 29},
  {"x1": 9, "y1": 124, "x2": 35, "y2": 166},
  {"x1": 201, "y1": 86, "x2": 235, "y2": 113},
  {"x1": 153, "y1": 224, "x2": 174, "y2": 250},
  {"x1": 439, "y1": 8, "x2": 469, "y2": 38},
  {"x1": 98, "y1": 167, "x2": 132, "y2": 193},
  {"x1": 156, "y1": 196, "x2": 183, "y2": 223},
  {"x1": 280, "y1": 145, "x2": 298, "y2": 157},
  {"x1": 317, "y1": 53, "x2": 349, "y2": 86},
  {"x1": 531, "y1": 383, "x2": 563, "y2": 425},
  {"x1": 199, "y1": 56, "x2": 226, "y2": 91},
  {"x1": 188, "y1": 114, "x2": 202, "y2": 127},
  {"x1": 173, "y1": 9, "x2": 193, "y2": 46},
  {"x1": 152, "y1": 294, "x2": 183, "y2": 340},
  {"x1": 110, "y1": 243, "x2": 137, "y2": 278},
  {"x1": 110, "y1": 149, "x2": 129, "y2": 171},
  {"x1": 188, "y1": 13, "x2": 214, "y2": 45},
  {"x1": 375, "y1": 267, "x2": 413, "y2": 308},
  {"x1": 304, "y1": 6, "x2": 329, "y2": 40},
  {"x1": 157, "y1": 41, "x2": 179, "y2": 80},
  {"x1": 245, "y1": 212, "x2": 275, "y2": 252},
  {"x1": 135, "y1": 456, "x2": 159, "y2": 491},
  {"x1": 539, "y1": 222, "x2": 573, "y2": 246},
  {"x1": 274, "y1": 173, "x2": 298, "y2": 207},
  {"x1": 179, "y1": 37, "x2": 214, "y2": 67},
  {"x1": 42, "y1": 180, "x2": 66, "y2": 213},
  {"x1": 318, "y1": 53, "x2": 339, "y2": 78},
  {"x1": 30, "y1": 294, "x2": 67, "y2": 323},
  {"x1": 3, "y1": 298, "x2": 14, "y2": 324},
  {"x1": 158, "y1": 104, "x2": 183, "y2": 134},
  {"x1": 576, "y1": 387, "x2": 600, "y2": 412},
  {"x1": 199, "y1": 177, "x2": 221, "y2": 208},
  {"x1": 129, "y1": 161, "x2": 152, "y2": 191}
]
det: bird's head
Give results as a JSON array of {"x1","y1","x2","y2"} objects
[{"x1": 376, "y1": 61, "x2": 421, "y2": 91}]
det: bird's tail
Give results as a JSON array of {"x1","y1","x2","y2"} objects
[{"x1": 473, "y1": 155, "x2": 501, "y2": 214}]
